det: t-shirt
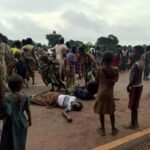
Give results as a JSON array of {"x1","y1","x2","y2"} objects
[
  {"x1": 66, "y1": 52, "x2": 76, "y2": 66},
  {"x1": 15, "y1": 58, "x2": 27, "y2": 78},
  {"x1": 129, "y1": 60, "x2": 144, "y2": 87},
  {"x1": 57, "y1": 95, "x2": 76, "y2": 111},
  {"x1": 11, "y1": 48, "x2": 21, "y2": 55}
]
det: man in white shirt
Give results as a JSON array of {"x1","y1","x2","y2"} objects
[{"x1": 32, "y1": 92, "x2": 83, "y2": 122}]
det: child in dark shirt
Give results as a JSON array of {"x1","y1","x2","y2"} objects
[{"x1": 124, "y1": 46, "x2": 144, "y2": 129}]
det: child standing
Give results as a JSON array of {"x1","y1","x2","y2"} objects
[
  {"x1": 0, "y1": 75, "x2": 31, "y2": 150},
  {"x1": 94, "y1": 51, "x2": 119, "y2": 136},
  {"x1": 125, "y1": 46, "x2": 144, "y2": 129}
]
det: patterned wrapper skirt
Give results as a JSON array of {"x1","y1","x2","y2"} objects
[{"x1": 128, "y1": 86, "x2": 143, "y2": 109}]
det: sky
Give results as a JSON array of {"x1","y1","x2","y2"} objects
[{"x1": 0, "y1": 0, "x2": 150, "y2": 45}]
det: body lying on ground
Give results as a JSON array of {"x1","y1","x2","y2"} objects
[
  {"x1": 74, "y1": 80, "x2": 99, "y2": 100},
  {"x1": 31, "y1": 92, "x2": 83, "y2": 122}
]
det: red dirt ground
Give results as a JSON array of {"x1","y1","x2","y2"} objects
[{"x1": 0, "y1": 72, "x2": 150, "y2": 150}]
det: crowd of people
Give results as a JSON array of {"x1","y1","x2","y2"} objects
[{"x1": 0, "y1": 32, "x2": 150, "y2": 150}]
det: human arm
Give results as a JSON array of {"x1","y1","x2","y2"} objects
[
  {"x1": 26, "y1": 108, "x2": 32, "y2": 126},
  {"x1": 62, "y1": 108, "x2": 72, "y2": 122},
  {"x1": 25, "y1": 97, "x2": 32, "y2": 126},
  {"x1": 32, "y1": 48, "x2": 38, "y2": 65},
  {"x1": 103, "y1": 67, "x2": 119, "y2": 87},
  {"x1": 127, "y1": 64, "x2": 138, "y2": 92}
]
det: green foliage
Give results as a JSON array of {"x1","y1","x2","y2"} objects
[
  {"x1": 84, "y1": 42, "x2": 94, "y2": 52},
  {"x1": 46, "y1": 31, "x2": 62, "y2": 47},
  {"x1": 96, "y1": 34, "x2": 119, "y2": 52},
  {"x1": 69, "y1": 39, "x2": 83, "y2": 48},
  {"x1": 8, "y1": 40, "x2": 14, "y2": 47}
]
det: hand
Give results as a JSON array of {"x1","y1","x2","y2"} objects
[
  {"x1": 127, "y1": 85, "x2": 131, "y2": 93},
  {"x1": 67, "y1": 117, "x2": 72, "y2": 123}
]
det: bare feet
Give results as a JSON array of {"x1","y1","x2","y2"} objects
[
  {"x1": 111, "y1": 127, "x2": 119, "y2": 136},
  {"x1": 123, "y1": 124, "x2": 139, "y2": 130},
  {"x1": 97, "y1": 127, "x2": 106, "y2": 136}
]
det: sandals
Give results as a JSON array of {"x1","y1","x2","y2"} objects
[
  {"x1": 97, "y1": 127, "x2": 106, "y2": 136},
  {"x1": 111, "y1": 128, "x2": 119, "y2": 136}
]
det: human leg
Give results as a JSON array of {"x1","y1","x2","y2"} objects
[
  {"x1": 110, "y1": 113, "x2": 119, "y2": 136},
  {"x1": 132, "y1": 108, "x2": 139, "y2": 128},
  {"x1": 124, "y1": 108, "x2": 138, "y2": 129},
  {"x1": 97, "y1": 114, "x2": 106, "y2": 136}
]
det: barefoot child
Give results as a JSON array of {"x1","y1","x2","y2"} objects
[
  {"x1": 94, "y1": 51, "x2": 119, "y2": 136},
  {"x1": 125, "y1": 46, "x2": 144, "y2": 129},
  {"x1": 32, "y1": 92, "x2": 83, "y2": 122},
  {"x1": 0, "y1": 75, "x2": 31, "y2": 150}
]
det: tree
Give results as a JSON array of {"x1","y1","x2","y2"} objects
[
  {"x1": 108, "y1": 34, "x2": 119, "y2": 45},
  {"x1": 96, "y1": 36, "x2": 109, "y2": 51},
  {"x1": 46, "y1": 31, "x2": 62, "y2": 47},
  {"x1": 8, "y1": 40, "x2": 14, "y2": 47},
  {"x1": 96, "y1": 34, "x2": 119, "y2": 51},
  {"x1": 84, "y1": 42, "x2": 94, "y2": 52},
  {"x1": 69, "y1": 39, "x2": 83, "y2": 48}
]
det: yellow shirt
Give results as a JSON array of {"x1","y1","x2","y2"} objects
[{"x1": 10, "y1": 48, "x2": 21, "y2": 55}]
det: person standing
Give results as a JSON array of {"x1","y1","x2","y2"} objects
[
  {"x1": 0, "y1": 62, "x2": 4, "y2": 135},
  {"x1": 65, "y1": 45, "x2": 77, "y2": 95},
  {"x1": 0, "y1": 62, "x2": 4, "y2": 109},
  {"x1": 78, "y1": 45, "x2": 97, "y2": 85},
  {"x1": 0, "y1": 34, "x2": 7, "y2": 90},
  {"x1": 0, "y1": 75, "x2": 32, "y2": 150},
  {"x1": 120, "y1": 46, "x2": 127, "y2": 72},
  {"x1": 94, "y1": 51, "x2": 119, "y2": 136},
  {"x1": 113, "y1": 49, "x2": 121, "y2": 69},
  {"x1": 39, "y1": 55, "x2": 65, "y2": 91},
  {"x1": 55, "y1": 37, "x2": 68, "y2": 81},
  {"x1": 143, "y1": 46, "x2": 150, "y2": 80},
  {"x1": 125, "y1": 46, "x2": 144, "y2": 129},
  {"x1": 22, "y1": 38, "x2": 38, "y2": 84}
]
